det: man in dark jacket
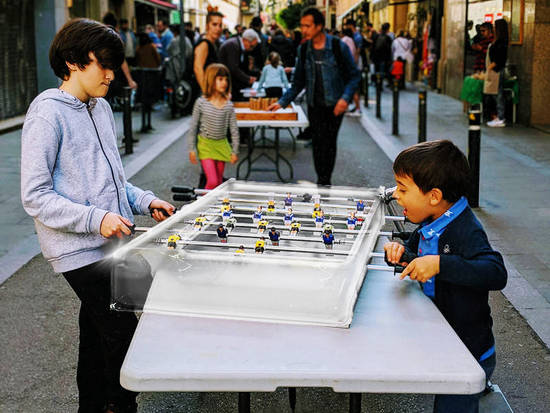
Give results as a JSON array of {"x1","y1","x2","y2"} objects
[
  {"x1": 371, "y1": 22, "x2": 392, "y2": 84},
  {"x1": 219, "y1": 28, "x2": 259, "y2": 101},
  {"x1": 269, "y1": 30, "x2": 295, "y2": 68}
]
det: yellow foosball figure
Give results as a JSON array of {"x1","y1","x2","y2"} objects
[
  {"x1": 194, "y1": 215, "x2": 207, "y2": 230},
  {"x1": 255, "y1": 238, "x2": 265, "y2": 254},
  {"x1": 257, "y1": 219, "x2": 269, "y2": 233},
  {"x1": 167, "y1": 234, "x2": 181, "y2": 249},
  {"x1": 267, "y1": 200, "x2": 276, "y2": 213},
  {"x1": 235, "y1": 245, "x2": 245, "y2": 254},
  {"x1": 222, "y1": 198, "x2": 231, "y2": 206},
  {"x1": 290, "y1": 221, "x2": 301, "y2": 236}
]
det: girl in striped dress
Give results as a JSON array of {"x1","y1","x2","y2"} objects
[{"x1": 188, "y1": 64, "x2": 239, "y2": 189}]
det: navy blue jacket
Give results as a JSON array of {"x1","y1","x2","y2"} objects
[{"x1": 405, "y1": 206, "x2": 507, "y2": 360}]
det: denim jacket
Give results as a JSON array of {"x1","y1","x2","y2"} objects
[{"x1": 279, "y1": 34, "x2": 360, "y2": 108}]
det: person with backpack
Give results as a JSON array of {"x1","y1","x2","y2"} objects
[
  {"x1": 269, "y1": 7, "x2": 360, "y2": 186},
  {"x1": 371, "y1": 22, "x2": 393, "y2": 86}
]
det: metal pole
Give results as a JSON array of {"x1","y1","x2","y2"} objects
[
  {"x1": 375, "y1": 73, "x2": 382, "y2": 119},
  {"x1": 392, "y1": 78, "x2": 399, "y2": 135},
  {"x1": 418, "y1": 88, "x2": 427, "y2": 143},
  {"x1": 363, "y1": 70, "x2": 369, "y2": 108},
  {"x1": 179, "y1": 0, "x2": 186, "y2": 74},
  {"x1": 123, "y1": 86, "x2": 133, "y2": 155},
  {"x1": 349, "y1": 393, "x2": 362, "y2": 413},
  {"x1": 468, "y1": 106, "x2": 481, "y2": 208},
  {"x1": 238, "y1": 392, "x2": 250, "y2": 413}
]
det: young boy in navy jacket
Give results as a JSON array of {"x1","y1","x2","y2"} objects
[{"x1": 384, "y1": 140, "x2": 507, "y2": 413}]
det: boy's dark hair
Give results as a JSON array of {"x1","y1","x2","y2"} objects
[
  {"x1": 393, "y1": 140, "x2": 471, "y2": 202},
  {"x1": 301, "y1": 7, "x2": 325, "y2": 28},
  {"x1": 49, "y1": 18, "x2": 124, "y2": 80}
]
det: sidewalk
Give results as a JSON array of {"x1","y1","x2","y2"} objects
[
  {"x1": 359, "y1": 82, "x2": 550, "y2": 348},
  {"x1": 0, "y1": 105, "x2": 190, "y2": 284}
]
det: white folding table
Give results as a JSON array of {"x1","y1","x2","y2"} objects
[
  {"x1": 120, "y1": 264, "x2": 485, "y2": 412},
  {"x1": 235, "y1": 103, "x2": 308, "y2": 182}
]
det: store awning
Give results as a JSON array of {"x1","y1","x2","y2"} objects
[
  {"x1": 135, "y1": 0, "x2": 177, "y2": 10},
  {"x1": 337, "y1": 1, "x2": 362, "y2": 23}
]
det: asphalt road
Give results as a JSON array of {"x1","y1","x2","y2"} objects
[{"x1": 2, "y1": 116, "x2": 549, "y2": 412}]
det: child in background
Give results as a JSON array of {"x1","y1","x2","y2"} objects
[
  {"x1": 256, "y1": 51, "x2": 290, "y2": 99},
  {"x1": 188, "y1": 64, "x2": 239, "y2": 189},
  {"x1": 384, "y1": 140, "x2": 507, "y2": 413},
  {"x1": 21, "y1": 18, "x2": 174, "y2": 413}
]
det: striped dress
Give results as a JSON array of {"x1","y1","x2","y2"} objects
[{"x1": 187, "y1": 96, "x2": 239, "y2": 154}]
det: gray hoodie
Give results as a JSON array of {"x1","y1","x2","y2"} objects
[{"x1": 21, "y1": 89, "x2": 156, "y2": 273}]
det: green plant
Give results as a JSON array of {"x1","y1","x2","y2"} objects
[{"x1": 276, "y1": 2, "x2": 308, "y2": 30}]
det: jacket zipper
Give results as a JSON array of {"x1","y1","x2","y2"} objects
[{"x1": 87, "y1": 106, "x2": 122, "y2": 215}]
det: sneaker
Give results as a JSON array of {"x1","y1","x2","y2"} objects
[{"x1": 487, "y1": 118, "x2": 506, "y2": 128}]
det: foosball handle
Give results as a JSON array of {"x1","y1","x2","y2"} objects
[
  {"x1": 149, "y1": 207, "x2": 172, "y2": 218},
  {"x1": 171, "y1": 185, "x2": 195, "y2": 193},
  {"x1": 173, "y1": 193, "x2": 197, "y2": 202},
  {"x1": 384, "y1": 250, "x2": 417, "y2": 275}
]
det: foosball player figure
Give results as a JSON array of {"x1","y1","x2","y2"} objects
[
  {"x1": 222, "y1": 198, "x2": 231, "y2": 206},
  {"x1": 347, "y1": 212, "x2": 357, "y2": 230},
  {"x1": 226, "y1": 217, "x2": 237, "y2": 231},
  {"x1": 221, "y1": 205, "x2": 232, "y2": 222},
  {"x1": 267, "y1": 200, "x2": 276, "y2": 213},
  {"x1": 194, "y1": 215, "x2": 207, "y2": 230},
  {"x1": 167, "y1": 234, "x2": 181, "y2": 249},
  {"x1": 268, "y1": 227, "x2": 280, "y2": 246},
  {"x1": 322, "y1": 228, "x2": 335, "y2": 249},
  {"x1": 258, "y1": 219, "x2": 269, "y2": 233},
  {"x1": 290, "y1": 221, "x2": 301, "y2": 236},
  {"x1": 313, "y1": 202, "x2": 322, "y2": 214},
  {"x1": 284, "y1": 193, "x2": 293, "y2": 207},
  {"x1": 283, "y1": 208, "x2": 294, "y2": 227},
  {"x1": 235, "y1": 245, "x2": 245, "y2": 254},
  {"x1": 217, "y1": 224, "x2": 228, "y2": 243},
  {"x1": 314, "y1": 210, "x2": 325, "y2": 228},
  {"x1": 255, "y1": 238, "x2": 265, "y2": 254},
  {"x1": 253, "y1": 206, "x2": 263, "y2": 224},
  {"x1": 356, "y1": 200, "x2": 366, "y2": 212}
]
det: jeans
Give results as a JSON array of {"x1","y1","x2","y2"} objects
[
  {"x1": 433, "y1": 353, "x2": 496, "y2": 413},
  {"x1": 63, "y1": 261, "x2": 138, "y2": 413},
  {"x1": 308, "y1": 105, "x2": 344, "y2": 186}
]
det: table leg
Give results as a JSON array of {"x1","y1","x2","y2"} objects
[
  {"x1": 274, "y1": 128, "x2": 294, "y2": 182},
  {"x1": 288, "y1": 387, "x2": 296, "y2": 412},
  {"x1": 236, "y1": 127, "x2": 255, "y2": 180},
  {"x1": 238, "y1": 392, "x2": 251, "y2": 413},
  {"x1": 349, "y1": 393, "x2": 361, "y2": 413},
  {"x1": 286, "y1": 127, "x2": 297, "y2": 152}
]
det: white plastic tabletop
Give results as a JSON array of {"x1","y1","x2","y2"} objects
[
  {"x1": 120, "y1": 265, "x2": 485, "y2": 395},
  {"x1": 235, "y1": 103, "x2": 309, "y2": 128}
]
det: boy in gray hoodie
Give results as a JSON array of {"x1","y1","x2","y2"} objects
[{"x1": 21, "y1": 19, "x2": 174, "y2": 413}]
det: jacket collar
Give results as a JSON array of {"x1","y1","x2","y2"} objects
[{"x1": 419, "y1": 196, "x2": 469, "y2": 240}]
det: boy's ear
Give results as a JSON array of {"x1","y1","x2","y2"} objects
[
  {"x1": 65, "y1": 61, "x2": 79, "y2": 72},
  {"x1": 429, "y1": 188, "x2": 444, "y2": 206}
]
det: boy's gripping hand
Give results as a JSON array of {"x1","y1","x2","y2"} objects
[
  {"x1": 400, "y1": 255, "x2": 440, "y2": 281},
  {"x1": 384, "y1": 242, "x2": 406, "y2": 265},
  {"x1": 149, "y1": 199, "x2": 175, "y2": 222},
  {"x1": 100, "y1": 213, "x2": 134, "y2": 239},
  {"x1": 189, "y1": 151, "x2": 198, "y2": 165}
]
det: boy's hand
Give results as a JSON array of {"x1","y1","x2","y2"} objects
[
  {"x1": 230, "y1": 153, "x2": 238, "y2": 164},
  {"x1": 400, "y1": 255, "x2": 440, "y2": 282},
  {"x1": 189, "y1": 151, "x2": 198, "y2": 165},
  {"x1": 384, "y1": 241, "x2": 406, "y2": 265},
  {"x1": 149, "y1": 199, "x2": 175, "y2": 222},
  {"x1": 100, "y1": 212, "x2": 133, "y2": 239}
]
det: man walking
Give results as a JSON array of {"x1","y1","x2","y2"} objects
[
  {"x1": 156, "y1": 19, "x2": 174, "y2": 60},
  {"x1": 269, "y1": 7, "x2": 360, "y2": 186}
]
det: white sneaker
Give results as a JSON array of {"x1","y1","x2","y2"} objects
[{"x1": 487, "y1": 119, "x2": 506, "y2": 128}]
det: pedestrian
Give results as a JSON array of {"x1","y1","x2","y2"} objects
[
  {"x1": 188, "y1": 64, "x2": 239, "y2": 189},
  {"x1": 156, "y1": 19, "x2": 173, "y2": 61},
  {"x1": 371, "y1": 22, "x2": 393, "y2": 85},
  {"x1": 256, "y1": 51, "x2": 289, "y2": 98},
  {"x1": 486, "y1": 19, "x2": 509, "y2": 128},
  {"x1": 145, "y1": 24, "x2": 162, "y2": 54},
  {"x1": 471, "y1": 22, "x2": 493, "y2": 73},
  {"x1": 193, "y1": 11, "x2": 223, "y2": 94},
  {"x1": 135, "y1": 32, "x2": 161, "y2": 132},
  {"x1": 269, "y1": 7, "x2": 360, "y2": 186},
  {"x1": 119, "y1": 18, "x2": 136, "y2": 67},
  {"x1": 21, "y1": 18, "x2": 175, "y2": 413},
  {"x1": 385, "y1": 140, "x2": 507, "y2": 413},
  {"x1": 269, "y1": 29, "x2": 295, "y2": 69},
  {"x1": 391, "y1": 30, "x2": 413, "y2": 89},
  {"x1": 249, "y1": 16, "x2": 269, "y2": 74},
  {"x1": 341, "y1": 28, "x2": 361, "y2": 116},
  {"x1": 219, "y1": 28, "x2": 259, "y2": 101}
]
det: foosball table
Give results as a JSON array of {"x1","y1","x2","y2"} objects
[{"x1": 112, "y1": 180, "x2": 486, "y2": 413}]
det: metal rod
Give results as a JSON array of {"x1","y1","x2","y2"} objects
[
  {"x1": 123, "y1": 86, "x2": 133, "y2": 154},
  {"x1": 208, "y1": 212, "x2": 363, "y2": 224},
  {"x1": 216, "y1": 197, "x2": 374, "y2": 210},
  {"x1": 196, "y1": 231, "x2": 355, "y2": 244},
  {"x1": 392, "y1": 78, "x2": 399, "y2": 135},
  {"x1": 418, "y1": 89, "x2": 427, "y2": 143},
  {"x1": 375, "y1": 73, "x2": 382, "y2": 118},
  {"x1": 385, "y1": 216, "x2": 405, "y2": 222},
  {"x1": 363, "y1": 70, "x2": 369, "y2": 108},
  {"x1": 219, "y1": 190, "x2": 377, "y2": 204},
  {"x1": 467, "y1": 106, "x2": 481, "y2": 208},
  {"x1": 181, "y1": 221, "x2": 361, "y2": 234}
]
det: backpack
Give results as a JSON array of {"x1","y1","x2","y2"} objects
[{"x1": 300, "y1": 36, "x2": 348, "y2": 82}]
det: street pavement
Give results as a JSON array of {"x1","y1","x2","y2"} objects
[{"x1": 1, "y1": 93, "x2": 550, "y2": 412}]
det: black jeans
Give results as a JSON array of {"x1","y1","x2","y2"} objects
[
  {"x1": 433, "y1": 353, "x2": 496, "y2": 413},
  {"x1": 63, "y1": 260, "x2": 138, "y2": 413},
  {"x1": 308, "y1": 105, "x2": 344, "y2": 186}
]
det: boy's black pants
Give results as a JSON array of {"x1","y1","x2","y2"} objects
[
  {"x1": 63, "y1": 260, "x2": 138, "y2": 413},
  {"x1": 308, "y1": 105, "x2": 344, "y2": 186}
]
